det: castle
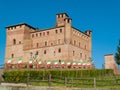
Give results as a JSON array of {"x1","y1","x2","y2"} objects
[{"x1": 5, "y1": 13, "x2": 92, "y2": 68}]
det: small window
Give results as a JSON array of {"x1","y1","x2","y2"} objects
[
  {"x1": 79, "y1": 42, "x2": 80, "y2": 47},
  {"x1": 14, "y1": 26, "x2": 16, "y2": 29},
  {"x1": 80, "y1": 53, "x2": 82, "y2": 59},
  {"x1": 19, "y1": 41, "x2": 21, "y2": 44},
  {"x1": 13, "y1": 39, "x2": 16, "y2": 45},
  {"x1": 74, "y1": 40, "x2": 76, "y2": 46},
  {"x1": 60, "y1": 29, "x2": 62, "y2": 33},
  {"x1": 54, "y1": 51, "x2": 55, "y2": 56},
  {"x1": 36, "y1": 51, "x2": 38, "y2": 55},
  {"x1": 37, "y1": 43, "x2": 39, "y2": 48},
  {"x1": 58, "y1": 48, "x2": 61, "y2": 53},
  {"x1": 51, "y1": 43, "x2": 53, "y2": 46},
  {"x1": 58, "y1": 39, "x2": 61, "y2": 44},
  {"x1": 45, "y1": 41, "x2": 47, "y2": 46},
  {"x1": 73, "y1": 51, "x2": 75, "y2": 56},
  {"x1": 58, "y1": 15, "x2": 60, "y2": 18},
  {"x1": 32, "y1": 34, "x2": 34, "y2": 38},
  {"x1": 68, "y1": 19, "x2": 70, "y2": 23},
  {"x1": 59, "y1": 60, "x2": 61, "y2": 63},
  {"x1": 55, "y1": 30, "x2": 58, "y2": 34},
  {"x1": 11, "y1": 54, "x2": 14, "y2": 58},
  {"x1": 39, "y1": 33, "x2": 42, "y2": 36},
  {"x1": 85, "y1": 55, "x2": 86, "y2": 60},
  {"x1": 43, "y1": 32, "x2": 45, "y2": 36},
  {"x1": 85, "y1": 45, "x2": 86, "y2": 49},
  {"x1": 36, "y1": 34, "x2": 38, "y2": 37},
  {"x1": 47, "y1": 31, "x2": 49, "y2": 35},
  {"x1": 44, "y1": 50, "x2": 46, "y2": 54}
]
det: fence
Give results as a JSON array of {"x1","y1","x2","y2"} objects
[{"x1": 2, "y1": 74, "x2": 120, "y2": 88}]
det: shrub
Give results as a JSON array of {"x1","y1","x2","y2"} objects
[{"x1": 3, "y1": 69, "x2": 113, "y2": 83}]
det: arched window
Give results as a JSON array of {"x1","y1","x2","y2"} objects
[
  {"x1": 58, "y1": 48, "x2": 61, "y2": 53},
  {"x1": 13, "y1": 39, "x2": 16, "y2": 45}
]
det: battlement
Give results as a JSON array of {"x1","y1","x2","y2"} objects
[
  {"x1": 6, "y1": 23, "x2": 36, "y2": 30},
  {"x1": 56, "y1": 13, "x2": 69, "y2": 18},
  {"x1": 56, "y1": 13, "x2": 71, "y2": 27}
]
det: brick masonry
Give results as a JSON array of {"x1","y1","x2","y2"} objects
[{"x1": 5, "y1": 13, "x2": 92, "y2": 65}]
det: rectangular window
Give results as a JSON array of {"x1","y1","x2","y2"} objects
[
  {"x1": 80, "y1": 53, "x2": 82, "y2": 59},
  {"x1": 73, "y1": 51, "x2": 75, "y2": 56},
  {"x1": 85, "y1": 55, "x2": 86, "y2": 60},
  {"x1": 45, "y1": 41, "x2": 47, "y2": 46},
  {"x1": 36, "y1": 34, "x2": 38, "y2": 37},
  {"x1": 85, "y1": 45, "x2": 86, "y2": 49},
  {"x1": 39, "y1": 33, "x2": 42, "y2": 36},
  {"x1": 79, "y1": 42, "x2": 80, "y2": 47},
  {"x1": 60, "y1": 29, "x2": 62, "y2": 33},
  {"x1": 58, "y1": 48, "x2": 61, "y2": 53},
  {"x1": 43, "y1": 32, "x2": 45, "y2": 36},
  {"x1": 58, "y1": 39, "x2": 61, "y2": 44},
  {"x1": 47, "y1": 31, "x2": 49, "y2": 35},
  {"x1": 74, "y1": 40, "x2": 76, "y2": 46},
  {"x1": 37, "y1": 43, "x2": 39, "y2": 48},
  {"x1": 44, "y1": 50, "x2": 46, "y2": 54},
  {"x1": 56, "y1": 30, "x2": 58, "y2": 34}
]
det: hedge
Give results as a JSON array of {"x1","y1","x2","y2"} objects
[{"x1": 3, "y1": 69, "x2": 113, "y2": 83}]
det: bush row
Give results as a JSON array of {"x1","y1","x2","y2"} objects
[{"x1": 3, "y1": 69, "x2": 113, "y2": 83}]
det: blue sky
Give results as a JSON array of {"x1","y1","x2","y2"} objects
[{"x1": 0, "y1": 0, "x2": 120, "y2": 68}]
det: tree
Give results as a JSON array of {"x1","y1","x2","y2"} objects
[{"x1": 115, "y1": 40, "x2": 120, "y2": 69}]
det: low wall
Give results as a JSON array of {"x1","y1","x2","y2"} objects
[{"x1": 0, "y1": 86, "x2": 119, "y2": 90}]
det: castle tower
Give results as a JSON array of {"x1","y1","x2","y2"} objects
[
  {"x1": 56, "y1": 13, "x2": 69, "y2": 27},
  {"x1": 86, "y1": 30, "x2": 92, "y2": 58},
  {"x1": 64, "y1": 18, "x2": 72, "y2": 44},
  {"x1": 5, "y1": 23, "x2": 35, "y2": 65}
]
